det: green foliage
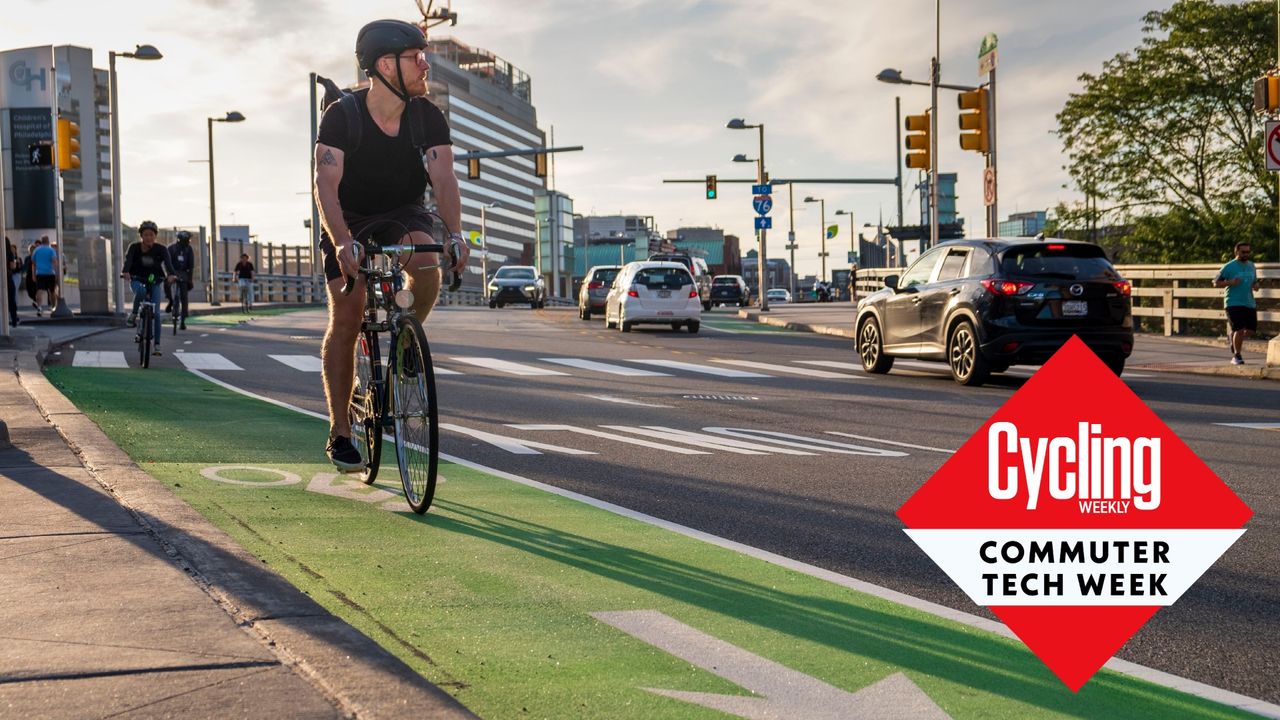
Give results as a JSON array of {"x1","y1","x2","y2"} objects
[{"x1": 1055, "y1": 0, "x2": 1277, "y2": 261}]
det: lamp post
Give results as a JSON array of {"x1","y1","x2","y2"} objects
[
  {"x1": 804, "y1": 196, "x2": 827, "y2": 281},
  {"x1": 108, "y1": 44, "x2": 162, "y2": 315},
  {"x1": 728, "y1": 118, "x2": 768, "y2": 311},
  {"x1": 207, "y1": 111, "x2": 245, "y2": 306},
  {"x1": 835, "y1": 209, "x2": 856, "y2": 268},
  {"x1": 480, "y1": 201, "x2": 499, "y2": 301}
]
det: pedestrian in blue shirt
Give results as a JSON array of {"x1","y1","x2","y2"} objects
[
  {"x1": 31, "y1": 236, "x2": 59, "y2": 314},
  {"x1": 1212, "y1": 242, "x2": 1260, "y2": 366}
]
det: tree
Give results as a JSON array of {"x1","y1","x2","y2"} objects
[{"x1": 1056, "y1": 0, "x2": 1275, "y2": 262}]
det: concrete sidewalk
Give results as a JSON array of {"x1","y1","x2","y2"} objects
[
  {"x1": 736, "y1": 302, "x2": 1280, "y2": 380},
  {"x1": 1, "y1": 328, "x2": 474, "y2": 718}
]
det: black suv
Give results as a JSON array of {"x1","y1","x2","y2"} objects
[
  {"x1": 710, "y1": 275, "x2": 749, "y2": 307},
  {"x1": 854, "y1": 239, "x2": 1133, "y2": 386}
]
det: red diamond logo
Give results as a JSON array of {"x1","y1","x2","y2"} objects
[{"x1": 897, "y1": 337, "x2": 1252, "y2": 691}]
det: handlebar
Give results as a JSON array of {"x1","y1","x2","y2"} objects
[{"x1": 341, "y1": 241, "x2": 462, "y2": 296}]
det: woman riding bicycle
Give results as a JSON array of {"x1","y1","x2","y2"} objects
[{"x1": 123, "y1": 220, "x2": 176, "y2": 356}]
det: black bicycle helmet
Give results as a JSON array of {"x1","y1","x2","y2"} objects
[
  {"x1": 355, "y1": 19, "x2": 427, "y2": 102},
  {"x1": 139, "y1": 220, "x2": 158, "y2": 234},
  {"x1": 176, "y1": 230, "x2": 192, "y2": 241}
]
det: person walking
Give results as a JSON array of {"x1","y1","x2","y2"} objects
[
  {"x1": 234, "y1": 253, "x2": 256, "y2": 312},
  {"x1": 31, "y1": 236, "x2": 60, "y2": 314},
  {"x1": 5, "y1": 237, "x2": 20, "y2": 326},
  {"x1": 1212, "y1": 241, "x2": 1260, "y2": 366},
  {"x1": 23, "y1": 241, "x2": 40, "y2": 315}
]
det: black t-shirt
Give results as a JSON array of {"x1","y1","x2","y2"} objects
[
  {"x1": 123, "y1": 242, "x2": 172, "y2": 282},
  {"x1": 316, "y1": 89, "x2": 451, "y2": 217},
  {"x1": 235, "y1": 261, "x2": 255, "y2": 280}
]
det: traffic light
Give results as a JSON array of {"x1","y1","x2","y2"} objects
[
  {"x1": 1254, "y1": 75, "x2": 1280, "y2": 113},
  {"x1": 534, "y1": 152, "x2": 548, "y2": 178},
  {"x1": 27, "y1": 141, "x2": 54, "y2": 168},
  {"x1": 957, "y1": 88, "x2": 989, "y2": 154},
  {"x1": 705, "y1": 174, "x2": 717, "y2": 200},
  {"x1": 56, "y1": 117, "x2": 81, "y2": 170},
  {"x1": 467, "y1": 157, "x2": 481, "y2": 180},
  {"x1": 904, "y1": 111, "x2": 930, "y2": 170}
]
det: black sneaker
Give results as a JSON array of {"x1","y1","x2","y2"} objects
[
  {"x1": 126, "y1": 314, "x2": 137, "y2": 328},
  {"x1": 180, "y1": 321, "x2": 187, "y2": 330},
  {"x1": 326, "y1": 435, "x2": 364, "y2": 471}
]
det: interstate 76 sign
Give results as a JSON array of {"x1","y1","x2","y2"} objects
[{"x1": 897, "y1": 337, "x2": 1252, "y2": 691}]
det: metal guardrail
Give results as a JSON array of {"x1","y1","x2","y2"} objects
[
  {"x1": 212, "y1": 273, "x2": 574, "y2": 308},
  {"x1": 854, "y1": 263, "x2": 1278, "y2": 336}
]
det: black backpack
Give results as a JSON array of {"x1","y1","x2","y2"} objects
[{"x1": 316, "y1": 74, "x2": 434, "y2": 153}]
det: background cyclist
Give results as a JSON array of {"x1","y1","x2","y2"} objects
[
  {"x1": 313, "y1": 18, "x2": 468, "y2": 470},
  {"x1": 122, "y1": 220, "x2": 176, "y2": 355},
  {"x1": 167, "y1": 230, "x2": 196, "y2": 329}
]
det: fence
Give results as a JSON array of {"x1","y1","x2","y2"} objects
[
  {"x1": 854, "y1": 262, "x2": 1278, "y2": 337},
  {"x1": 211, "y1": 272, "x2": 491, "y2": 307}
]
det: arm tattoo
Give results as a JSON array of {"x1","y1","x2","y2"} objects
[{"x1": 320, "y1": 149, "x2": 337, "y2": 166}]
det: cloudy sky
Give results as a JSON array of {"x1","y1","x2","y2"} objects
[{"x1": 3, "y1": 0, "x2": 1161, "y2": 278}]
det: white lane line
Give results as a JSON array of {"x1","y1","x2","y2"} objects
[
  {"x1": 439, "y1": 423, "x2": 592, "y2": 455},
  {"x1": 182, "y1": 367, "x2": 1280, "y2": 718},
  {"x1": 602, "y1": 426, "x2": 814, "y2": 455},
  {"x1": 580, "y1": 394, "x2": 673, "y2": 408},
  {"x1": 434, "y1": 367, "x2": 464, "y2": 375},
  {"x1": 825, "y1": 431, "x2": 955, "y2": 454},
  {"x1": 450, "y1": 356, "x2": 570, "y2": 376},
  {"x1": 269, "y1": 354, "x2": 322, "y2": 372},
  {"x1": 627, "y1": 359, "x2": 771, "y2": 378},
  {"x1": 542, "y1": 358, "x2": 671, "y2": 377},
  {"x1": 796, "y1": 360, "x2": 864, "y2": 371},
  {"x1": 714, "y1": 359, "x2": 859, "y2": 379},
  {"x1": 184, "y1": 340, "x2": 193, "y2": 345},
  {"x1": 174, "y1": 353, "x2": 243, "y2": 371},
  {"x1": 508, "y1": 424, "x2": 709, "y2": 455},
  {"x1": 72, "y1": 351, "x2": 128, "y2": 368},
  {"x1": 1214, "y1": 422, "x2": 1280, "y2": 431}
]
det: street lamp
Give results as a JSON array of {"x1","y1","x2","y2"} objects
[
  {"x1": 804, "y1": 196, "x2": 828, "y2": 281},
  {"x1": 108, "y1": 44, "x2": 163, "y2": 315},
  {"x1": 727, "y1": 118, "x2": 768, "y2": 311},
  {"x1": 876, "y1": 67, "x2": 977, "y2": 92},
  {"x1": 207, "y1": 111, "x2": 245, "y2": 306},
  {"x1": 480, "y1": 201, "x2": 499, "y2": 301},
  {"x1": 835, "y1": 209, "x2": 856, "y2": 270}
]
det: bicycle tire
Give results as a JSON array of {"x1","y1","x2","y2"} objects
[
  {"x1": 351, "y1": 331, "x2": 383, "y2": 484},
  {"x1": 172, "y1": 309, "x2": 179, "y2": 336},
  {"x1": 388, "y1": 315, "x2": 438, "y2": 514},
  {"x1": 139, "y1": 305, "x2": 154, "y2": 368}
]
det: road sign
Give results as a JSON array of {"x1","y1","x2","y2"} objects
[
  {"x1": 984, "y1": 167, "x2": 997, "y2": 206},
  {"x1": 753, "y1": 195, "x2": 773, "y2": 216},
  {"x1": 979, "y1": 33, "x2": 998, "y2": 75},
  {"x1": 1266, "y1": 120, "x2": 1280, "y2": 171},
  {"x1": 898, "y1": 338, "x2": 1251, "y2": 692},
  {"x1": 751, "y1": 183, "x2": 772, "y2": 195},
  {"x1": 754, "y1": 217, "x2": 772, "y2": 230},
  {"x1": 848, "y1": 251, "x2": 858, "y2": 264}
]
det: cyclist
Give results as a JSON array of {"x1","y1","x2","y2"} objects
[
  {"x1": 167, "y1": 230, "x2": 196, "y2": 329},
  {"x1": 314, "y1": 19, "x2": 468, "y2": 470},
  {"x1": 234, "y1": 253, "x2": 256, "y2": 312},
  {"x1": 123, "y1": 220, "x2": 177, "y2": 355}
]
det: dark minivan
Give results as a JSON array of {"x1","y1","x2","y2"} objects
[{"x1": 854, "y1": 238, "x2": 1133, "y2": 386}]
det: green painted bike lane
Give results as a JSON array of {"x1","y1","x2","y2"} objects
[
  {"x1": 46, "y1": 366, "x2": 1258, "y2": 720},
  {"x1": 700, "y1": 317, "x2": 796, "y2": 334}
]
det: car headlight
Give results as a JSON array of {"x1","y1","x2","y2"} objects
[
  {"x1": 524, "y1": 284, "x2": 536, "y2": 291},
  {"x1": 488, "y1": 283, "x2": 499, "y2": 290}
]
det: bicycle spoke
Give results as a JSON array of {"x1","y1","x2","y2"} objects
[{"x1": 390, "y1": 317, "x2": 437, "y2": 514}]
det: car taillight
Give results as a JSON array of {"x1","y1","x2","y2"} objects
[
  {"x1": 588, "y1": 281, "x2": 603, "y2": 290},
  {"x1": 980, "y1": 279, "x2": 1034, "y2": 296},
  {"x1": 1113, "y1": 281, "x2": 1131, "y2": 296},
  {"x1": 689, "y1": 289, "x2": 699, "y2": 298},
  {"x1": 627, "y1": 289, "x2": 639, "y2": 298}
]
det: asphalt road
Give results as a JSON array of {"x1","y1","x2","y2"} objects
[{"x1": 49, "y1": 306, "x2": 1280, "y2": 704}]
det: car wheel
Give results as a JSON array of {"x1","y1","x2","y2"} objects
[
  {"x1": 488, "y1": 300, "x2": 496, "y2": 309},
  {"x1": 497, "y1": 301, "x2": 505, "y2": 309},
  {"x1": 581, "y1": 306, "x2": 591, "y2": 321},
  {"x1": 1104, "y1": 355, "x2": 1125, "y2": 376},
  {"x1": 702, "y1": 301, "x2": 712, "y2": 312},
  {"x1": 687, "y1": 320, "x2": 700, "y2": 334},
  {"x1": 948, "y1": 320, "x2": 991, "y2": 386},
  {"x1": 621, "y1": 320, "x2": 633, "y2": 332},
  {"x1": 671, "y1": 322, "x2": 681, "y2": 331},
  {"x1": 538, "y1": 299, "x2": 546, "y2": 309},
  {"x1": 857, "y1": 317, "x2": 894, "y2": 374}
]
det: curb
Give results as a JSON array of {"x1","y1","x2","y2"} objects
[{"x1": 14, "y1": 349, "x2": 476, "y2": 719}]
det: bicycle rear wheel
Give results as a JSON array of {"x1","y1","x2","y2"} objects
[
  {"x1": 350, "y1": 331, "x2": 382, "y2": 484},
  {"x1": 139, "y1": 305, "x2": 153, "y2": 369},
  {"x1": 388, "y1": 315, "x2": 438, "y2": 514}
]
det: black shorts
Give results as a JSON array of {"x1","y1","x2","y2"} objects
[
  {"x1": 318, "y1": 205, "x2": 437, "y2": 282},
  {"x1": 1226, "y1": 305, "x2": 1258, "y2": 333},
  {"x1": 35, "y1": 274, "x2": 56, "y2": 291}
]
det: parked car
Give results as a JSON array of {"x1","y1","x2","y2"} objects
[
  {"x1": 765, "y1": 288, "x2": 792, "y2": 304},
  {"x1": 487, "y1": 265, "x2": 546, "y2": 309},
  {"x1": 604, "y1": 261, "x2": 702, "y2": 333},
  {"x1": 854, "y1": 238, "x2": 1134, "y2": 386},
  {"x1": 711, "y1": 275, "x2": 750, "y2": 307},
  {"x1": 648, "y1": 253, "x2": 712, "y2": 311},
  {"x1": 578, "y1": 265, "x2": 622, "y2": 320}
]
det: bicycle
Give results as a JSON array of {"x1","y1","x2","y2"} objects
[
  {"x1": 341, "y1": 218, "x2": 461, "y2": 514},
  {"x1": 126, "y1": 274, "x2": 163, "y2": 368},
  {"x1": 171, "y1": 272, "x2": 190, "y2": 335}
]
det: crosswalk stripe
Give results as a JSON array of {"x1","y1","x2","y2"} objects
[
  {"x1": 541, "y1": 358, "x2": 671, "y2": 376},
  {"x1": 269, "y1": 354, "x2": 322, "y2": 372},
  {"x1": 626, "y1": 359, "x2": 771, "y2": 378},
  {"x1": 714, "y1": 359, "x2": 859, "y2": 379},
  {"x1": 796, "y1": 360, "x2": 864, "y2": 371},
  {"x1": 450, "y1": 356, "x2": 570, "y2": 376},
  {"x1": 72, "y1": 351, "x2": 128, "y2": 368},
  {"x1": 175, "y1": 353, "x2": 243, "y2": 371}
]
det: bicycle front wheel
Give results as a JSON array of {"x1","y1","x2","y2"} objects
[
  {"x1": 350, "y1": 331, "x2": 382, "y2": 485},
  {"x1": 139, "y1": 306, "x2": 153, "y2": 369},
  {"x1": 388, "y1": 315, "x2": 438, "y2": 514}
]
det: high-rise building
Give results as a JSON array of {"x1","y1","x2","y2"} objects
[
  {"x1": 572, "y1": 215, "x2": 657, "y2": 273},
  {"x1": 998, "y1": 210, "x2": 1047, "y2": 238}
]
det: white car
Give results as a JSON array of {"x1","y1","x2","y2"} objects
[
  {"x1": 604, "y1": 261, "x2": 702, "y2": 333},
  {"x1": 766, "y1": 288, "x2": 792, "y2": 304}
]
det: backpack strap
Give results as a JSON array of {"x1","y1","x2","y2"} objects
[
  {"x1": 405, "y1": 97, "x2": 430, "y2": 150},
  {"x1": 339, "y1": 93, "x2": 364, "y2": 154}
]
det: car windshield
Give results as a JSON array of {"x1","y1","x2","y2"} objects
[
  {"x1": 650, "y1": 256, "x2": 693, "y2": 272},
  {"x1": 495, "y1": 267, "x2": 536, "y2": 280},
  {"x1": 1001, "y1": 245, "x2": 1119, "y2": 280},
  {"x1": 713, "y1": 277, "x2": 740, "y2": 286},
  {"x1": 591, "y1": 268, "x2": 619, "y2": 283},
  {"x1": 767, "y1": 290, "x2": 786, "y2": 297},
  {"x1": 635, "y1": 268, "x2": 692, "y2": 290}
]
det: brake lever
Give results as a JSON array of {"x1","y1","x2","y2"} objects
[
  {"x1": 341, "y1": 243, "x2": 361, "y2": 296},
  {"x1": 446, "y1": 243, "x2": 462, "y2": 292}
]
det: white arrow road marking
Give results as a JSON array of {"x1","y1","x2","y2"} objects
[
  {"x1": 601, "y1": 426, "x2": 812, "y2": 455},
  {"x1": 434, "y1": 367, "x2": 464, "y2": 375},
  {"x1": 72, "y1": 351, "x2": 128, "y2": 368},
  {"x1": 579, "y1": 394, "x2": 674, "y2": 408},
  {"x1": 1214, "y1": 422, "x2": 1280, "y2": 431},
  {"x1": 541, "y1": 357, "x2": 672, "y2": 376},
  {"x1": 174, "y1": 353, "x2": 243, "y2": 371},
  {"x1": 627, "y1": 359, "x2": 771, "y2": 377},
  {"x1": 592, "y1": 610, "x2": 952, "y2": 720},
  {"x1": 507, "y1": 424, "x2": 710, "y2": 454},
  {"x1": 269, "y1": 354, "x2": 322, "y2": 372},
  {"x1": 714, "y1": 359, "x2": 860, "y2": 379},
  {"x1": 704, "y1": 428, "x2": 908, "y2": 456},
  {"x1": 439, "y1": 423, "x2": 594, "y2": 455},
  {"x1": 825, "y1": 431, "x2": 955, "y2": 454},
  {"x1": 451, "y1": 356, "x2": 570, "y2": 376},
  {"x1": 796, "y1": 360, "x2": 864, "y2": 371}
]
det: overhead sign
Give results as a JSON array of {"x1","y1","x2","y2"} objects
[
  {"x1": 1266, "y1": 120, "x2": 1280, "y2": 171},
  {"x1": 751, "y1": 183, "x2": 772, "y2": 195},
  {"x1": 754, "y1": 216, "x2": 772, "y2": 230},
  {"x1": 898, "y1": 338, "x2": 1251, "y2": 691},
  {"x1": 753, "y1": 195, "x2": 773, "y2": 216},
  {"x1": 978, "y1": 33, "x2": 998, "y2": 75}
]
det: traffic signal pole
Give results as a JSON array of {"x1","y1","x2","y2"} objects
[
  {"x1": 988, "y1": 66, "x2": 998, "y2": 237},
  {"x1": 929, "y1": 0, "x2": 940, "y2": 251}
]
